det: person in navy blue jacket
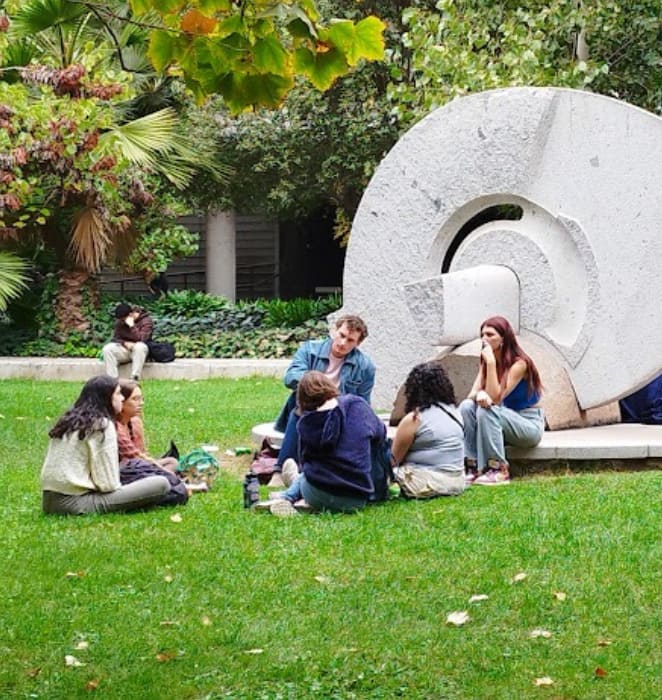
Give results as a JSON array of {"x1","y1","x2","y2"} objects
[{"x1": 278, "y1": 370, "x2": 386, "y2": 513}]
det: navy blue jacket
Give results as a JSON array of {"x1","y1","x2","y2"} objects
[{"x1": 298, "y1": 395, "x2": 386, "y2": 498}]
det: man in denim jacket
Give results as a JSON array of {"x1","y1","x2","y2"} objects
[{"x1": 268, "y1": 314, "x2": 375, "y2": 487}]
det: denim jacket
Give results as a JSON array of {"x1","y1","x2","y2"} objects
[{"x1": 274, "y1": 337, "x2": 376, "y2": 431}]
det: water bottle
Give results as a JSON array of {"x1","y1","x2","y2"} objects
[{"x1": 243, "y1": 471, "x2": 260, "y2": 508}]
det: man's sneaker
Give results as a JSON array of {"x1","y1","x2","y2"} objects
[
  {"x1": 474, "y1": 467, "x2": 510, "y2": 486},
  {"x1": 269, "y1": 499, "x2": 299, "y2": 517},
  {"x1": 266, "y1": 471, "x2": 285, "y2": 489},
  {"x1": 281, "y1": 458, "x2": 299, "y2": 487}
]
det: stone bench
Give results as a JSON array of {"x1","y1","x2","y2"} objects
[
  {"x1": 0, "y1": 357, "x2": 290, "y2": 381},
  {"x1": 251, "y1": 420, "x2": 662, "y2": 469}
]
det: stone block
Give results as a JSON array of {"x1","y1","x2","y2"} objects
[
  {"x1": 403, "y1": 265, "x2": 519, "y2": 346},
  {"x1": 340, "y1": 87, "x2": 662, "y2": 412}
]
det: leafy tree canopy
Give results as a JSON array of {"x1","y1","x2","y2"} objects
[
  {"x1": 390, "y1": 0, "x2": 661, "y2": 124},
  {"x1": 122, "y1": 0, "x2": 386, "y2": 110}
]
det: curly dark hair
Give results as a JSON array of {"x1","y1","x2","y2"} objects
[
  {"x1": 404, "y1": 361, "x2": 457, "y2": 413},
  {"x1": 49, "y1": 375, "x2": 119, "y2": 440}
]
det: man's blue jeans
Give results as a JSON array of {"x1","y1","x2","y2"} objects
[{"x1": 274, "y1": 410, "x2": 299, "y2": 471}]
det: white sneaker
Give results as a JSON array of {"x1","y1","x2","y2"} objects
[
  {"x1": 281, "y1": 458, "x2": 299, "y2": 487},
  {"x1": 269, "y1": 500, "x2": 299, "y2": 517}
]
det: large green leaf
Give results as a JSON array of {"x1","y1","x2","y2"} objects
[
  {"x1": 354, "y1": 16, "x2": 386, "y2": 62},
  {"x1": 199, "y1": 0, "x2": 231, "y2": 12},
  {"x1": 132, "y1": 0, "x2": 185, "y2": 14},
  {"x1": 325, "y1": 16, "x2": 385, "y2": 67},
  {"x1": 293, "y1": 46, "x2": 348, "y2": 90},
  {"x1": 217, "y1": 71, "x2": 294, "y2": 112},
  {"x1": 253, "y1": 35, "x2": 289, "y2": 76},
  {"x1": 148, "y1": 29, "x2": 176, "y2": 73}
]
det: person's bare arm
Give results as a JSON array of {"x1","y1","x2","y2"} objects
[{"x1": 390, "y1": 411, "x2": 420, "y2": 465}]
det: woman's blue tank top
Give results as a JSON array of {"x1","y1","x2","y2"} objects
[{"x1": 502, "y1": 379, "x2": 540, "y2": 411}]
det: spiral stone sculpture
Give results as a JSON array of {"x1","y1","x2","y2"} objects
[{"x1": 340, "y1": 87, "x2": 662, "y2": 427}]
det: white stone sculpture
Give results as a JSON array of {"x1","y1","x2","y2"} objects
[{"x1": 339, "y1": 87, "x2": 662, "y2": 425}]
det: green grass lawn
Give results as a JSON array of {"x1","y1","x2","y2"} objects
[{"x1": 1, "y1": 379, "x2": 660, "y2": 699}]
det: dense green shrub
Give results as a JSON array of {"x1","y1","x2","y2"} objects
[
  {"x1": 0, "y1": 292, "x2": 340, "y2": 358},
  {"x1": 148, "y1": 290, "x2": 233, "y2": 318},
  {"x1": 254, "y1": 293, "x2": 342, "y2": 328},
  {"x1": 168, "y1": 320, "x2": 328, "y2": 358}
]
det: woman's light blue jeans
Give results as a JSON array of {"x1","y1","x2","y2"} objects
[
  {"x1": 283, "y1": 474, "x2": 366, "y2": 513},
  {"x1": 459, "y1": 399, "x2": 544, "y2": 469}
]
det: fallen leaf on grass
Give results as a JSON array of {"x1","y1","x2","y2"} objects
[
  {"x1": 201, "y1": 616, "x2": 212, "y2": 626},
  {"x1": 155, "y1": 652, "x2": 177, "y2": 662},
  {"x1": 534, "y1": 676, "x2": 554, "y2": 687},
  {"x1": 65, "y1": 571, "x2": 85, "y2": 578},
  {"x1": 446, "y1": 611, "x2": 470, "y2": 626},
  {"x1": 469, "y1": 594, "x2": 489, "y2": 603},
  {"x1": 597, "y1": 639, "x2": 612, "y2": 647},
  {"x1": 75, "y1": 641, "x2": 89, "y2": 650},
  {"x1": 594, "y1": 666, "x2": 608, "y2": 678},
  {"x1": 530, "y1": 629, "x2": 553, "y2": 639},
  {"x1": 26, "y1": 667, "x2": 41, "y2": 678},
  {"x1": 85, "y1": 679, "x2": 100, "y2": 691},
  {"x1": 160, "y1": 620, "x2": 177, "y2": 626},
  {"x1": 553, "y1": 591, "x2": 567, "y2": 601},
  {"x1": 314, "y1": 575, "x2": 331, "y2": 584},
  {"x1": 512, "y1": 572, "x2": 527, "y2": 583},
  {"x1": 65, "y1": 655, "x2": 86, "y2": 667},
  {"x1": 170, "y1": 513, "x2": 182, "y2": 523},
  {"x1": 244, "y1": 648, "x2": 264, "y2": 655}
]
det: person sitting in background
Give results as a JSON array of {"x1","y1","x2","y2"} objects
[
  {"x1": 460, "y1": 316, "x2": 544, "y2": 486},
  {"x1": 268, "y1": 314, "x2": 375, "y2": 488},
  {"x1": 102, "y1": 303, "x2": 153, "y2": 381},
  {"x1": 261, "y1": 370, "x2": 387, "y2": 515},
  {"x1": 390, "y1": 362, "x2": 465, "y2": 499},
  {"x1": 41, "y1": 375, "x2": 170, "y2": 515}
]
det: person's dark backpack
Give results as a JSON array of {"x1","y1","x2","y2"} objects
[{"x1": 147, "y1": 340, "x2": 175, "y2": 363}]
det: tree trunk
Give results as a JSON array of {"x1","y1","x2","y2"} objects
[{"x1": 54, "y1": 269, "x2": 100, "y2": 337}]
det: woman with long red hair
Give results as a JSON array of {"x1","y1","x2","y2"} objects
[{"x1": 460, "y1": 316, "x2": 544, "y2": 485}]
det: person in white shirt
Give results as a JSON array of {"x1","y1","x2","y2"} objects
[{"x1": 41, "y1": 375, "x2": 170, "y2": 515}]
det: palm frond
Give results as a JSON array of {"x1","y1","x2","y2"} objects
[
  {"x1": 100, "y1": 107, "x2": 179, "y2": 163},
  {"x1": 0, "y1": 252, "x2": 30, "y2": 311},
  {"x1": 9, "y1": 0, "x2": 86, "y2": 37},
  {"x1": 68, "y1": 206, "x2": 111, "y2": 272}
]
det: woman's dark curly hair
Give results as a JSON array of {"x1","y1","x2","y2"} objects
[
  {"x1": 404, "y1": 361, "x2": 457, "y2": 414},
  {"x1": 49, "y1": 375, "x2": 119, "y2": 440}
]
